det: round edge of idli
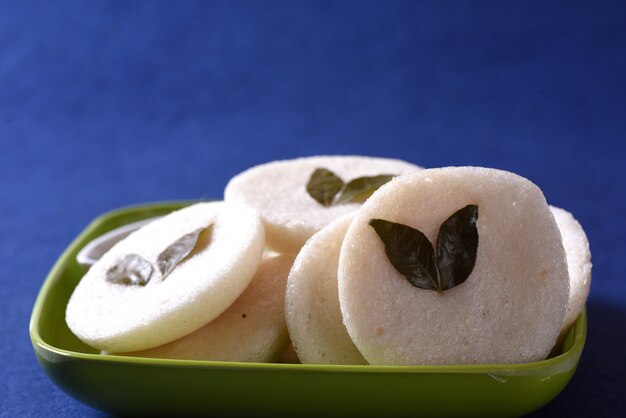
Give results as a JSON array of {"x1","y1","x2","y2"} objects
[
  {"x1": 550, "y1": 205, "x2": 592, "y2": 333},
  {"x1": 285, "y1": 214, "x2": 367, "y2": 365},
  {"x1": 338, "y1": 166, "x2": 570, "y2": 365},
  {"x1": 66, "y1": 201, "x2": 266, "y2": 352}
]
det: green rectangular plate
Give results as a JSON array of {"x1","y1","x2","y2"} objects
[{"x1": 30, "y1": 201, "x2": 586, "y2": 418}]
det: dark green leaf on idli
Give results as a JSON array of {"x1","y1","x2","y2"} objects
[
  {"x1": 369, "y1": 205, "x2": 479, "y2": 293},
  {"x1": 369, "y1": 219, "x2": 439, "y2": 291},
  {"x1": 436, "y1": 205, "x2": 479, "y2": 291},
  {"x1": 336, "y1": 175, "x2": 394, "y2": 204},
  {"x1": 307, "y1": 168, "x2": 395, "y2": 207},
  {"x1": 306, "y1": 168, "x2": 344, "y2": 207}
]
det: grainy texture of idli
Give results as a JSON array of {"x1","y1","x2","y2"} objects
[
  {"x1": 550, "y1": 206, "x2": 592, "y2": 333},
  {"x1": 66, "y1": 202, "x2": 265, "y2": 353},
  {"x1": 224, "y1": 156, "x2": 421, "y2": 253},
  {"x1": 285, "y1": 215, "x2": 366, "y2": 365},
  {"x1": 122, "y1": 253, "x2": 294, "y2": 362},
  {"x1": 339, "y1": 167, "x2": 569, "y2": 365}
]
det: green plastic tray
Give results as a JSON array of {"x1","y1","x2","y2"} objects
[{"x1": 30, "y1": 202, "x2": 586, "y2": 417}]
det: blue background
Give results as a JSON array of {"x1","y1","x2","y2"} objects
[{"x1": 1, "y1": 1, "x2": 625, "y2": 416}]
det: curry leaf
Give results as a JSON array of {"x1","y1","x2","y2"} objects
[
  {"x1": 336, "y1": 175, "x2": 394, "y2": 204},
  {"x1": 436, "y1": 205, "x2": 479, "y2": 291},
  {"x1": 106, "y1": 254, "x2": 153, "y2": 286},
  {"x1": 370, "y1": 205, "x2": 479, "y2": 293},
  {"x1": 157, "y1": 225, "x2": 213, "y2": 280},
  {"x1": 369, "y1": 218, "x2": 439, "y2": 290},
  {"x1": 306, "y1": 168, "x2": 344, "y2": 207}
]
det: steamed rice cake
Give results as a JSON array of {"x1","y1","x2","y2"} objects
[
  {"x1": 285, "y1": 215, "x2": 366, "y2": 365},
  {"x1": 338, "y1": 167, "x2": 570, "y2": 365},
  {"x1": 66, "y1": 202, "x2": 265, "y2": 353}
]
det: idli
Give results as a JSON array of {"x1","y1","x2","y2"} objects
[
  {"x1": 66, "y1": 202, "x2": 265, "y2": 353},
  {"x1": 224, "y1": 156, "x2": 421, "y2": 253},
  {"x1": 550, "y1": 206, "x2": 592, "y2": 333},
  {"x1": 339, "y1": 167, "x2": 570, "y2": 365},
  {"x1": 121, "y1": 253, "x2": 294, "y2": 362},
  {"x1": 285, "y1": 215, "x2": 366, "y2": 365}
]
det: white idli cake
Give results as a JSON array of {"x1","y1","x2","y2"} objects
[
  {"x1": 285, "y1": 215, "x2": 366, "y2": 365},
  {"x1": 122, "y1": 253, "x2": 294, "y2": 362},
  {"x1": 66, "y1": 202, "x2": 265, "y2": 353},
  {"x1": 550, "y1": 206, "x2": 592, "y2": 333},
  {"x1": 338, "y1": 167, "x2": 570, "y2": 365},
  {"x1": 224, "y1": 156, "x2": 421, "y2": 253}
]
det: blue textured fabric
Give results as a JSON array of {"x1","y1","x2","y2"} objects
[{"x1": 1, "y1": 1, "x2": 625, "y2": 416}]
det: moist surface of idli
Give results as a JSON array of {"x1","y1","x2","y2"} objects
[
  {"x1": 339, "y1": 167, "x2": 569, "y2": 365},
  {"x1": 224, "y1": 156, "x2": 421, "y2": 253},
  {"x1": 66, "y1": 202, "x2": 265, "y2": 353},
  {"x1": 550, "y1": 206, "x2": 592, "y2": 333},
  {"x1": 285, "y1": 215, "x2": 366, "y2": 365},
  {"x1": 123, "y1": 253, "x2": 294, "y2": 362}
]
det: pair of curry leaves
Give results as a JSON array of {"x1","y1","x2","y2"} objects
[
  {"x1": 306, "y1": 168, "x2": 394, "y2": 207},
  {"x1": 106, "y1": 225, "x2": 213, "y2": 286},
  {"x1": 370, "y1": 205, "x2": 479, "y2": 293}
]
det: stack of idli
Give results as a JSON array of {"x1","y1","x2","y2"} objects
[
  {"x1": 66, "y1": 156, "x2": 422, "y2": 362},
  {"x1": 66, "y1": 156, "x2": 591, "y2": 365}
]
